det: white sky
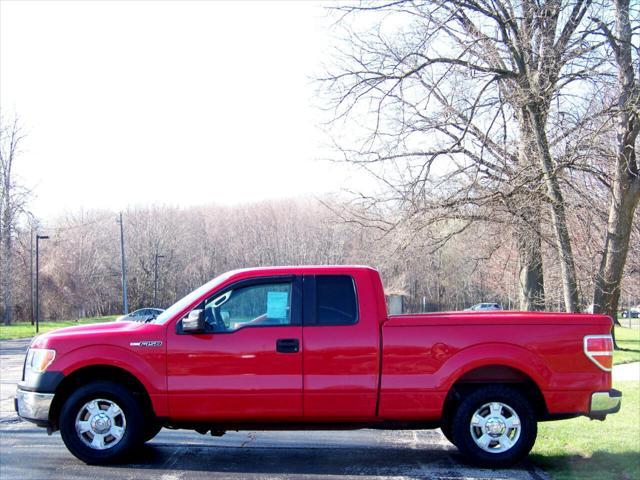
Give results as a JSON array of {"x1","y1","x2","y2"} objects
[{"x1": 1, "y1": 0, "x2": 363, "y2": 218}]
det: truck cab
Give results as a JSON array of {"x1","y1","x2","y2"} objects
[{"x1": 164, "y1": 266, "x2": 385, "y2": 422}]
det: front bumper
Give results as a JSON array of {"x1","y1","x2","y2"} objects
[
  {"x1": 588, "y1": 388, "x2": 622, "y2": 420},
  {"x1": 15, "y1": 387, "x2": 54, "y2": 425}
]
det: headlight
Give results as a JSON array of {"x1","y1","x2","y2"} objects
[{"x1": 25, "y1": 348, "x2": 56, "y2": 373}]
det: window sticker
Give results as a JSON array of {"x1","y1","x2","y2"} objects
[{"x1": 267, "y1": 291, "x2": 289, "y2": 319}]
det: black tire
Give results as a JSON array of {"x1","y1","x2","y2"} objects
[
  {"x1": 142, "y1": 421, "x2": 162, "y2": 443},
  {"x1": 59, "y1": 380, "x2": 144, "y2": 464},
  {"x1": 440, "y1": 419, "x2": 456, "y2": 445},
  {"x1": 451, "y1": 385, "x2": 537, "y2": 467}
]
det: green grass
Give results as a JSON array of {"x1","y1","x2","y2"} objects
[
  {"x1": 0, "y1": 316, "x2": 116, "y2": 340},
  {"x1": 615, "y1": 326, "x2": 640, "y2": 365},
  {"x1": 532, "y1": 381, "x2": 640, "y2": 480}
]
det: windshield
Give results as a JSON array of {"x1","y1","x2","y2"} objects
[{"x1": 150, "y1": 271, "x2": 235, "y2": 325}]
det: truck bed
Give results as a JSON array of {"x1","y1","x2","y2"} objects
[{"x1": 379, "y1": 311, "x2": 612, "y2": 421}]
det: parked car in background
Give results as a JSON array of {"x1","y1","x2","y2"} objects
[
  {"x1": 621, "y1": 305, "x2": 640, "y2": 318},
  {"x1": 16, "y1": 266, "x2": 619, "y2": 467},
  {"x1": 116, "y1": 308, "x2": 164, "y2": 323},
  {"x1": 465, "y1": 302, "x2": 502, "y2": 311}
]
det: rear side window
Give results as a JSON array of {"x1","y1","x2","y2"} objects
[{"x1": 316, "y1": 275, "x2": 358, "y2": 325}]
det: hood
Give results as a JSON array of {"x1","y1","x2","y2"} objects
[{"x1": 30, "y1": 320, "x2": 159, "y2": 349}]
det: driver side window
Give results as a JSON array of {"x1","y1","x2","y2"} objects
[{"x1": 204, "y1": 282, "x2": 292, "y2": 333}]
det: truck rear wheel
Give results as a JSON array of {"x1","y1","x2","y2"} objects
[
  {"x1": 451, "y1": 385, "x2": 536, "y2": 467},
  {"x1": 59, "y1": 381, "x2": 144, "y2": 464}
]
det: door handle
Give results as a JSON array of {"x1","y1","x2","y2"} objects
[{"x1": 276, "y1": 338, "x2": 300, "y2": 353}]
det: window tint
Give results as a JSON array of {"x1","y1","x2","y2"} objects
[
  {"x1": 316, "y1": 275, "x2": 358, "y2": 325},
  {"x1": 203, "y1": 282, "x2": 292, "y2": 333}
]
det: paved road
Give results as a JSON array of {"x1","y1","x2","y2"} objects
[
  {"x1": 1, "y1": 425, "x2": 550, "y2": 480},
  {"x1": 1, "y1": 337, "x2": 549, "y2": 479},
  {"x1": 0, "y1": 338, "x2": 30, "y2": 419}
]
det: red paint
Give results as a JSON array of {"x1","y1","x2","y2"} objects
[{"x1": 34, "y1": 265, "x2": 615, "y2": 426}]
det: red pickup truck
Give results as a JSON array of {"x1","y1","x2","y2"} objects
[{"x1": 16, "y1": 266, "x2": 620, "y2": 467}]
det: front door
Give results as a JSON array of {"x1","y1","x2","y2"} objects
[{"x1": 166, "y1": 276, "x2": 303, "y2": 421}]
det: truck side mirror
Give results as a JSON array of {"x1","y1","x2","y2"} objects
[{"x1": 182, "y1": 309, "x2": 205, "y2": 333}]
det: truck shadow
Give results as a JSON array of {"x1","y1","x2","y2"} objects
[{"x1": 119, "y1": 441, "x2": 542, "y2": 478}]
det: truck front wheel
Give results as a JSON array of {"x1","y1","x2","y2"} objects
[
  {"x1": 143, "y1": 421, "x2": 162, "y2": 442},
  {"x1": 59, "y1": 381, "x2": 144, "y2": 464},
  {"x1": 451, "y1": 385, "x2": 537, "y2": 467},
  {"x1": 440, "y1": 420, "x2": 455, "y2": 445}
]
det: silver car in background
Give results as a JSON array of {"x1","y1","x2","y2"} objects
[
  {"x1": 465, "y1": 303, "x2": 503, "y2": 311},
  {"x1": 116, "y1": 308, "x2": 164, "y2": 322}
]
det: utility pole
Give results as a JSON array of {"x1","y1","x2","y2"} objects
[
  {"x1": 35, "y1": 234, "x2": 49, "y2": 333},
  {"x1": 117, "y1": 212, "x2": 129, "y2": 314},
  {"x1": 30, "y1": 226, "x2": 34, "y2": 325},
  {"x1": 154, "y1": 253, "x2": 165, "y2": 306}
]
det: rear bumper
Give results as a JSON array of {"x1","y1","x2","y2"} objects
[
  {"x1": 588, "y1": 388, "x2": 622, "y2": 420},
  {"x1": 15, "y1": 388, "x2": 54, "y2": 426}
]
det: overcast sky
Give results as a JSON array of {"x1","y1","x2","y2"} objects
[{"x1": 1, "y1": 0, "x2": 363, "y2": 218}]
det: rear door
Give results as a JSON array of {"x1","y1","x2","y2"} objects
[{"x1": 302, "y1": 272, "x2": 380, "y2": 420}]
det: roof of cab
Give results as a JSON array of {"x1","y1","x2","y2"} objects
[{"x1": 224, "y1": 265, "x2": 378, "y2": 281}]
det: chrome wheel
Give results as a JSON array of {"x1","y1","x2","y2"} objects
[
  {"x1": 75, "y1": 398, "x2": 127, "y2": 450},
  {"x1": 469, "y1": 401, "x2": 521, "y2": 453}
]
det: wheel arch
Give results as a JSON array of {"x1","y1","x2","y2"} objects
[
  {"x1": 442, "y1": 364, "x2": 548, "y2": 425},
  {"x1": 49, "y1": 364, "x2": 155, "y2": 430}
]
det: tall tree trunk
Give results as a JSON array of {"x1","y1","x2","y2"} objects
[
  {"x1": 0, "y1": 116, "x2": 23, "y2": 326},
  {"x1": 593, "y1": 165, "x2": 639, "y2": 324},
  {"x1": 593, "y1": 0, "x2": 640, "y2": 330},
  {"x1": 527, "y1": 105, "x2": 581, "y2": 312},
  {"x1": 1, "y1": 190, "x2": 12, "y2": 325},
  {"x1": 517, "y1": 231, "x2": 545, "y2": 311},
  {"x1": 515, "y1": 114, "x2": 546, "y2": 311}
]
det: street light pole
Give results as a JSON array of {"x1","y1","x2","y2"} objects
[
  {"x1": 35, "y1": 234, "x2": 49, "y2": 333},
  {"x1": 30, "y1": 227, "x2": 34, "y2": 326},
  {"x1": 153, "y1": 253, "x2": 165, "y2": 306}
]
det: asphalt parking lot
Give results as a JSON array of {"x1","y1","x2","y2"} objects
[{"x1": 0, "y1": 339, "x2": 549, "y2": 480}]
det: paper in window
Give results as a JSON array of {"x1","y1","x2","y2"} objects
[{"x1": 267, "y1": 291, "x2": 288, "y2": 319}]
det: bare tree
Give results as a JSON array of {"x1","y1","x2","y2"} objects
[
  {"x1": 591, "y1": 0, "x2": 640, "y2": 325},
  {"x1": 0, "y1": 114, "x2": 29, "y2": 325},
  {"x1": 8, "y1": 194, "x2": 635, "y2": 321},
  {"x1": 320, "y1": 0, "x2": 614, "y2": 311}
]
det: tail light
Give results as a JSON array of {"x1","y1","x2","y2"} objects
[{"x1": 584, "y1": 335, "x2": 613, "y2": 371}]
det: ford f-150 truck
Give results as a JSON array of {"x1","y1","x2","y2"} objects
[{"x1": 16, "y1": 266, "x2": 620, "y2": 466}]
